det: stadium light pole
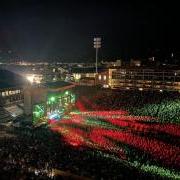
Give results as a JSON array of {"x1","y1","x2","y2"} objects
[{"x1": 93, "y1": 37, "x2": 101, "y2": 74}]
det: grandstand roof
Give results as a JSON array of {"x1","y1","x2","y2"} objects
[{"x1": 0, "y1": 69, "x2": 28, "y2": 89}]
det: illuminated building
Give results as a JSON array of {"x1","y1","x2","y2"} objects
[
  {"x1": 72, "y1": 67, "x2": 97, "y2": 83},
  {"x1": 101, "y1": 60, "x2": 122, "y2": 67},
  {"x1": 72, "y1": 67, "x2": 107, "y2": 85},
  {"x1": 0, "y1": 69, "x2": 26, "y2": 105},
  {"x1": 130, "y1": 59, "x2": 141, "y2": 67},
  {"x1": 96, "y1": 71, "x2": 109, "y2": 87},
  {"x1": 108, "y1": 68, "x2": 180, "y2": 92},
  {"x1": 0, "y1": 69, "x2": 27, "y2": 120}
]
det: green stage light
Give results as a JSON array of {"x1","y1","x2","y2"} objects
[
  {"x1": 33, "y1": 104, "x2": 45, "y2": 123},
  {"x1": 34, "y1": 111, "x2": 40, "y2": 116},
  {"x1": 50, "y1": 96, "x2": 55, "y2": 102},
  {"x1": 65, "y1": 91, "x2": 69, "y2": 95}
]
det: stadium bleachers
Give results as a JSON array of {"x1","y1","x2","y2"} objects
[{"x1": 0, "y1": 107, "x2": 13, "y2": 123}]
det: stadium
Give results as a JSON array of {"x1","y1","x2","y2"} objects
[{"x1": 0, "y1": 69, "x2": 179, "y2": 179}]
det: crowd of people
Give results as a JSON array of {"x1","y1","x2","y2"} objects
[
  {"x1": 0, "y1": 123, "x2": 152, "y2": 180},
  {"x1": 0, "y1": 86, "x2": 179, "y2": 179},
  {"x1": 88, "y1": 88, "x2": 180, "y2": 123}
]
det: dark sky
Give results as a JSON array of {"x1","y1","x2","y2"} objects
[{"x1": 0, "y1": 0, "x2": 179, "y2": 62}]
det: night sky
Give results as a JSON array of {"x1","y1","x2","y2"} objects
[{"x1": 0, "y1": 0, "x2": 179, "y2": 62}]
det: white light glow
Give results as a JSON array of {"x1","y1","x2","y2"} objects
[
  {"x1": 103, "y1": 84, "x2": 109, "y2": 88},
  {"x1": 26, "y1": 74, "x2": 42, "y2": 84},
  {"x1": 26, "y1": 75, "x2": 34, "y2": 83}
]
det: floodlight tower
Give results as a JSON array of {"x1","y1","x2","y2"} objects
[{"x1": 93, "y1": 37, "x2": 101, "y2": 73}]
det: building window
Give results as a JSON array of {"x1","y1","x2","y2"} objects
[
  {"x1": 5, "y1": 91, "x2": 9, "y2": 96},
  {"x1": 2, "y1": 92, "x2": 6, "y2": 97},
  {"x1": 98, "y1": 75, "x2": 102, "y2": 80},
  {"x1": 74, "y1": 74, "x2": 81, "y2": 80},
  {"x1": 103, "y1": 75, "x2": 107, "y2": 81}
]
